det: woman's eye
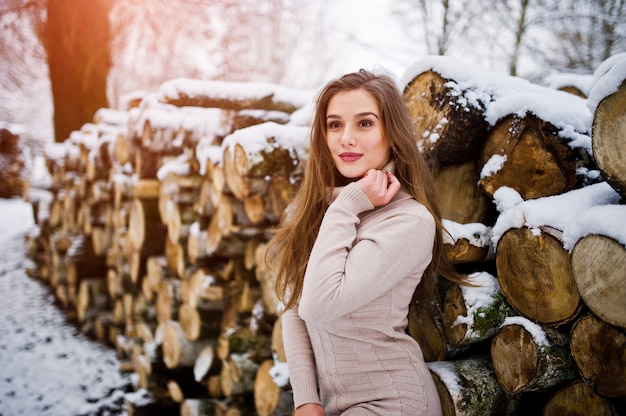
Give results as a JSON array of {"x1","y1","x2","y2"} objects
[
  {"x1": 359, "y1": 120, "x2": 373, "y2": 127},
  {"x1": 328, "y1": 121, "x2": 342, "y2": 129}
]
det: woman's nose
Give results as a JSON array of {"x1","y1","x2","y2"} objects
[{"x1": 340, "y1": 127, "x2": 356, "y2": 146}]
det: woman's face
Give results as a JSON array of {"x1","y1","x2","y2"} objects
[{"x1": 326, "y1": 88, "x2": 391, "y2": 180}]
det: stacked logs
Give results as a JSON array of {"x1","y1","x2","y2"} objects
[
  {"x1": 402, "y1": 55, "x2": 626, "y2": 415},
  {"x1": 26, "y1": 79, "x2": 312, "y2": 415},
  {"x1": 25, "y1": 55, "x2": 626, "y2": 416}
]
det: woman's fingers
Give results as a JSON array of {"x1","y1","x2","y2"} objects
[{"x1": 358, "y1": 169, "x2": 400, "y2": 206}]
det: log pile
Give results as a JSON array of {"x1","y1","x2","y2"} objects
[
  {"x1": 0, "y1": 123, "x2": 27, "y2": 198},
  {"x1": 403, "y1": 55, "x2": 626, "y2": 415},
  {"x1": 26, "y1": 79, "x2": 311, "y2": 415},
  {"x1": 25, "y1": 55, "x2": 626, "y2": 415}
]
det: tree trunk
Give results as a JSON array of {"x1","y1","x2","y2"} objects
[
  {"x1": 571, "y1": 234, "x2": 626, "y2": 329},
  {"x1": 491, "y1": 317, "x2": 576, "y2": 395},
  {"x1": 43, "y1": 0, "x2": 112, "y2": 142},
  {"x1": 591, "y1": 73, "x2": 626, "y2": 198},
  {"x1": 495, "y1": 227, "x2": 582, "y2": 326},
  {"x1": 570, "y1": 313, "x2": 626, "y2": 400}
]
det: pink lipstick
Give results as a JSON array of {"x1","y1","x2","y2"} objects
[{"x1": 339, "y1": 152, "x2": 362, "y2": 162}]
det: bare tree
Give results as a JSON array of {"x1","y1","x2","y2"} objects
[
  {"x1": 206, "y1": 0, "x2": 331, "y2": 88},
  {"x1": 41, "y1": 0, "x2": 113, "y2": 142},
  {"x1": 532, "y1": 0, "x2": 626, "y2": 73},
  {"x1": 107, "y1": 0, "x2": 218, "y2": 107},
  {"x1": 391, "y1": 0, "x2": 490, "y2": 57},
  {"x1": 391, "y1": 0, "x2": 626, "y2": 79}
]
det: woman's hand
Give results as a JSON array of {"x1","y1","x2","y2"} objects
[
  {"x1": 295, "y1": 403, "x2": 325, "y2": 416},
  {"x1": 357, "y1": 169, "x2": 401, "y2": 207}
]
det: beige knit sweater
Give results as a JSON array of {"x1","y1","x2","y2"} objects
[{"x1": 282, "y1": 180, "x2": 443, "y2": 416}]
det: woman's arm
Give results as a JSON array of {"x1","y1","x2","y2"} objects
[
  {"x1": 282, "y1": 301, "x2": 321, "y2": 409},
  {"x1": 298, "y1": 182, "x2": 435, "y2": 323}
]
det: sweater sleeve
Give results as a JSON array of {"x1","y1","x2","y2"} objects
[
  {"x1": 298, "y1": 182, "x2": 435, "y2": 323},
  {"x1": 282, "y1": 297, "x2": 321, "y2": 408}
]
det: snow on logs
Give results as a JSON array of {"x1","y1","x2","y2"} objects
[{"x1": 24, "y1": 56, "x2": 626, "y2": 415}]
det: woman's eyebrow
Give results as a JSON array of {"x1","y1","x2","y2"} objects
[
  {"x1": 356, "y1": 111, "x2": 379, "y2": 119},
  {"x1": 326, "y1": 112, "x2": 379, "y2": 120}
]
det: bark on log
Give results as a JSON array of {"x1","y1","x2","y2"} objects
[
  {"x1": 591, "y1": 76, "x2": 626, "y2": 198},
  {"x1": 441, "y1": 272, "x2": 511, "y2": 347},
  {"x1": 542, "y1": 380, "x2": 618, "y2": 416},
  {"x1": 491, "y1": 317, "x2": 576, "y2": 395},
  {"x1": 403, "y1": 69, "x2": 490, "y2": 167},
  {"x1": 570, "y1": 313, "x2": 626, "y2": 400},
  {"x1": 571, "y1": 235, "x2": 626, "y2": 329},
  {"x1": 496, "y1": 227, "x2": 582, "y2": 326},
  {"x1": 428, "y1": 356, "x2": 508, "y2": 416},
  {"x1": 479, "y1": 113, "x2": 589, "y2": 200}
]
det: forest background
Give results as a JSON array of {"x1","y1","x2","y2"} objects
[{"x1": 0, "y1": 0, "x2": 624, "y2": 155}]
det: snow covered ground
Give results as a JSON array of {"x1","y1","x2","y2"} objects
[{"x1": 0, "y1": 198, "x2": 130, "y2": 416}]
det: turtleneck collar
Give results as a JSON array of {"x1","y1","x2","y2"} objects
[{"x1": 329, "y1": 160, "x2": 398, "y2": 203}]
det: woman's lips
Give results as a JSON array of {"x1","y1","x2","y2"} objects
[{"x1": 339, "y1": 152, "x2": 362, "y2": 162}]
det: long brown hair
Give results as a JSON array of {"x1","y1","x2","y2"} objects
[{"x1": 268, "y1": 69, "x2": 464, "y2": 311}]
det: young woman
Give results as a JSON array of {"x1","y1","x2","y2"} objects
[{"x1": 268, "y1": 69, "x2": 465, "y2": 416}]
